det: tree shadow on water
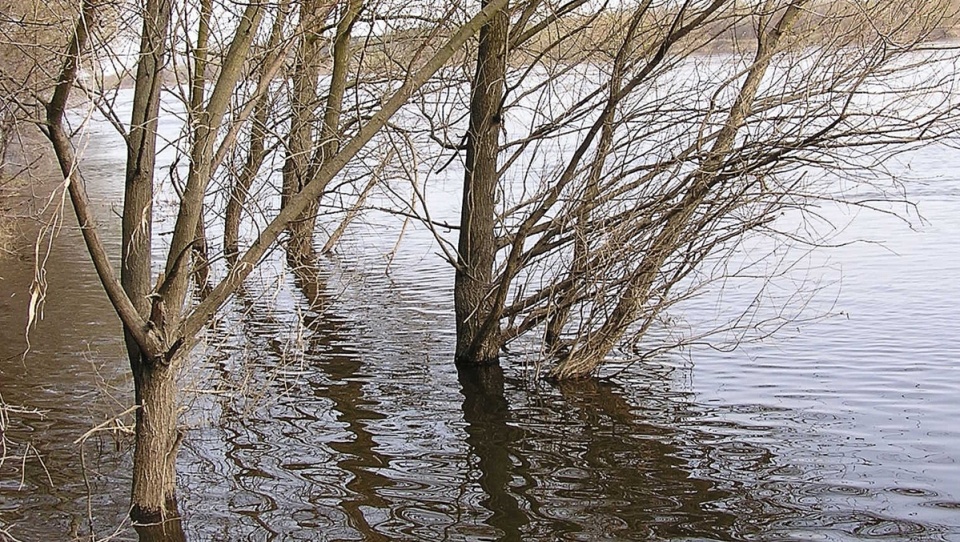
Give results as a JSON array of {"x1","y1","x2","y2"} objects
[
  {"x1": 458, "y1": 363, "x2": 532, "y2": 541},
  {"x1": 291, "y1": 258, "x2": 393, "y2": 541},
  {"x1": 457, "y1": 361, "x2": 782, "y2": 541}
]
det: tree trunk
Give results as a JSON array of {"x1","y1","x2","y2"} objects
[
  {"x1": 224, "y1": 7, "x2": 286, "y2": 264},
  {"x1": 282, "y1": 0, "x2": 326, "y2": 269},
  {"x1": 122, "y1": 0, "x2": 170, "y2": 368},
  {"x1": 118, "y1": 0, "x2": 185, "y2": 520},
  {"x1": 130, "y1": 357, "x2": 182, "y2": 524},
  {"x1": 282, "y1": 0, "x2": 359, "y2": 269},
  {"x1": 455, "y1": 0, "x2": 509, "y2": 365}
]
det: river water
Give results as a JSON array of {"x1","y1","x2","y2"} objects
[{"x1": 1, "y1": 100, "x2": 960, "y2": 540}]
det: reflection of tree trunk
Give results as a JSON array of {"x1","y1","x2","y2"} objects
[
  {"x1": 291, "y1": 258, "x2": 391, "y2": 540},
  {"x1": 322, "y1": 365, "x2": 390, "y2": 542},
  {"x1": 458, "y1": 364, "x2": 529, "y2": 539},
  {"x1": 455, "y1": 0, "x2": 509, "y2": 365},
  {"x1": 554, "y1": 378, "x2": 737, "y2": 539}
]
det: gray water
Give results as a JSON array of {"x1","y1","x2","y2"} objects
[{"x1": 1, "y1": 124, "x2": 959, "y2": 540}]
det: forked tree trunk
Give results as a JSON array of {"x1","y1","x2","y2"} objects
[
  {"x1": 224, "y1": 7, "x2": 287, "y2": 264},
  {"x1": 455, "y1": 0, "x2": 509, "y2": 365},
  {"x1": 282, "y1": 0, "x2": 359, "y2": 269},
  {"x1": 119, "y1": 0, "x2": 186, "y2": 522}
]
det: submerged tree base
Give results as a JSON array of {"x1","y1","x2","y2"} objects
[
  {"x1": 133, "y1": 503, "x2": 187, "y2": 542},
  {"x1": 130, "y1": 494, "x2": 180, "y2": 525}
]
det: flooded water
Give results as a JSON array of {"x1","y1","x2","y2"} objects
[{"x1": 2, "y1": 112, "x2": 960, "y2": 541}]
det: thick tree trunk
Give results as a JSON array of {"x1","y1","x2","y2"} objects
[
  {"x1": 130, "y1": 357, "x2": 182, "y2": 523},
  {"x1": 455, "y1": 0, "x2": 509, "y2": 365}
]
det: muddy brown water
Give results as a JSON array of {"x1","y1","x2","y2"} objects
[{"x1": 1, "y1": 119, "x2": 960, "y2": 541}]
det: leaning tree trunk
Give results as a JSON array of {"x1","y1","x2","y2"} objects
[
  {"x1": 455, "y1": 0, "x2": 509, "y2": 365},
  {"x1": 550, "y1": 1, "x2": 809, "y2": 379}
]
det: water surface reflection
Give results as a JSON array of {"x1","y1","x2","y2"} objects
[{"x1": 2, "y1": 133, "x2": 960, "y2": 539}]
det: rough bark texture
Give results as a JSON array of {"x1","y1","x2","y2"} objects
[
  {"x1": 122, "y1": 0, "x2": 170, "y2": 365},
  {"x1": 455, "y1": 0, "x2": 509, "y2": 365},
  {"x1": 119, "y1": 0, "x2": 184, "y2": 520},
  {"x1": 130, "y1": 359, "x2": 181, "y2": 524},
  {"x1": 281, "y1": 0, "x2": 327, "y2": 269},
  {"x1": 282, "y1": 0, "x2": 358, "y2": 269},
  {"x1": 188, "y1": 0, "x2": 213, "y2": 297}
]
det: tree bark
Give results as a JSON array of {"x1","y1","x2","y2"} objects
[
  {"x1": 162, "y1": 1, "x2": 263, "y2": 326},
  {"x1": 282, "y1": 0, "x2": 327, "y2": 268},
  {"x1": 122, "y1": 0, "x2": 170, "y2": 364},
  {"x1": 129, "y1": 358, "x2": 182, "y2": 524},
  {"x1": 455, "y1": 0, "x2": 509, "y2": 365},
  {"x1": 224, "y1": 94, "x2": 268, "y2": 263},
  {"x1": 119, "y1": 0, "x2": 184, "y2": 520}
]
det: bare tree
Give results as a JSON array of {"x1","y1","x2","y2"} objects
[
  {"x1": 13, "y1": 0, "x2": 960, "y2": 528},
  {"x1": 448, "y1": 0, "x2": 960, "y2": 378},
  {"x1": 39, "y1": 0, "x2": 508, "y2": 523}
]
